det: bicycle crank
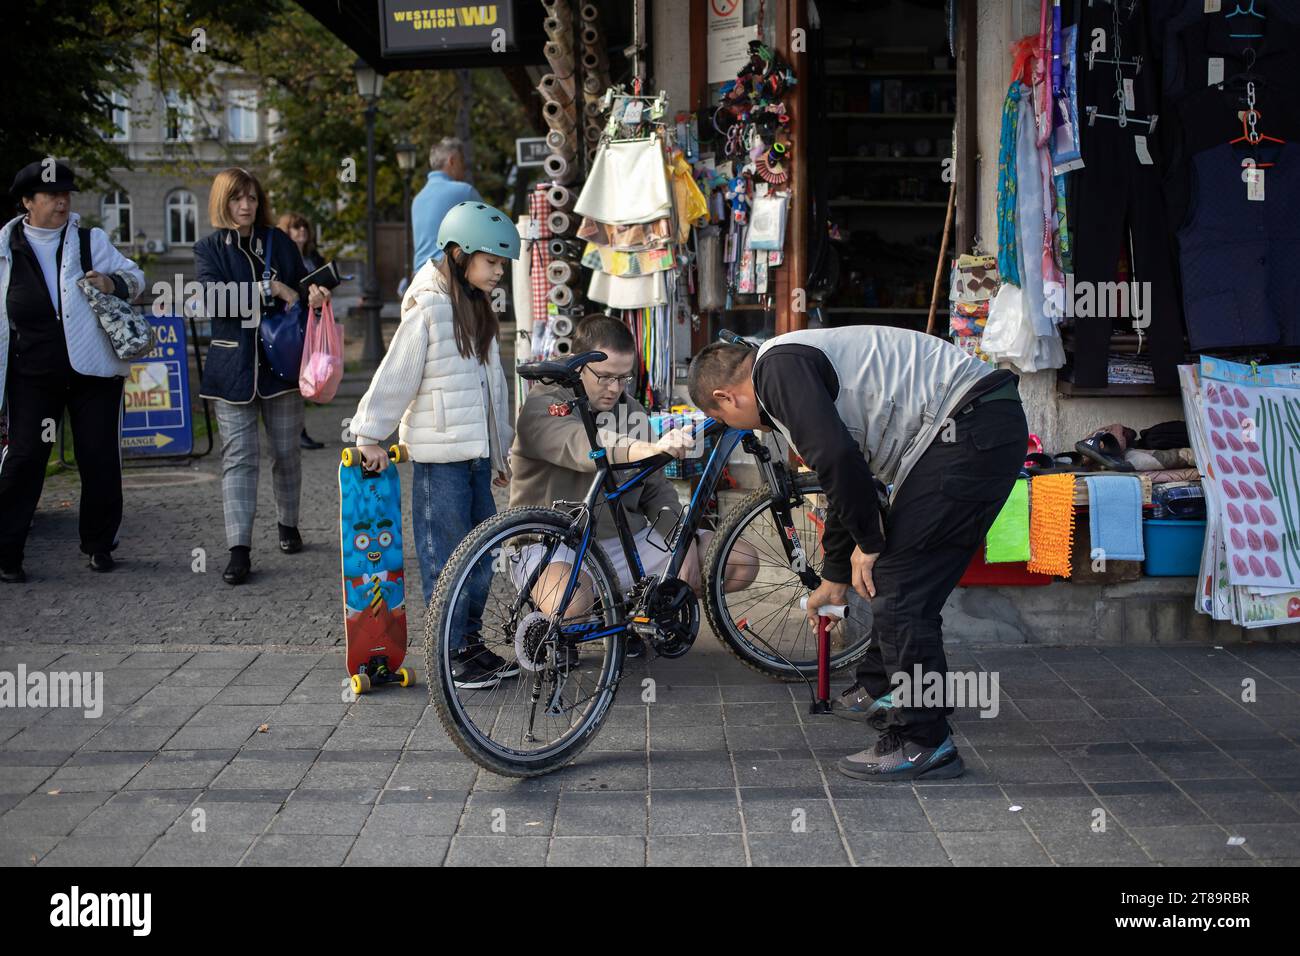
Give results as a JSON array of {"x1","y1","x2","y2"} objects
[{"x1": 631, "y1": 579, "x2": 700, "y2": 659}]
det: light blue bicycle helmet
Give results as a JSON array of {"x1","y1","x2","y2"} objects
[{"x1": 436, "y1": 201, "x2": 521, "y2": 260}]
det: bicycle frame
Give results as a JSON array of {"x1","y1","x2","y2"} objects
[{"x1": 518, "y1": 388, "x2": 822, "y2": 646}]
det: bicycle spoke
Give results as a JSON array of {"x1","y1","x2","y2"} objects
[{"x1": 433, "y1": 519, "x2": 623, "y2": 764}]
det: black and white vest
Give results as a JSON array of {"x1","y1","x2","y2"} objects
[{"x1": 754, "y1": 326, "x2": 994, "y2": 495}]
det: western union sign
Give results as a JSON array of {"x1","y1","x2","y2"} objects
[{"x1": 379, "y1": 1, "x2": 515, "y2": 54}]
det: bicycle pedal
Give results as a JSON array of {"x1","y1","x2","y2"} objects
[{"x1": 630, "y1": 617, "x2": 659, "y2": 638}]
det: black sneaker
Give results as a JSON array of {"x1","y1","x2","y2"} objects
[
  {"x1": 452, "y1": 650, "x2": 503, "y2": 690},
  {"x1": 278, "y1": 524, "x2": 303, "y2": 554},
  {"x1": 300, "y1": 429, "x2": 324, "y2": 450},
  {"x1": 464, "y1": 637, "x2": 520, "y2": 679},
  {"x1": 0, "y1": 565, "x2": 26, "y2": 584},
  {"x1": 625, "y1": 635, "x2": 645, "y2": 660},
  {"x1": 88, "y1": 552, "x2": 115, "y2": 572}
]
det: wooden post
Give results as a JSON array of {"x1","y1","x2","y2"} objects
[
  {"x1": 955, "y1": 0, "x2": 979, "y2": 255},
  {"x1": 776, "y1": 0, "x2": 808, "y2": 335}
]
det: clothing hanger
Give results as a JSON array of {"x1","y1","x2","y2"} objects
[
  {"x1": 1084, "y1": 0, "x2": 1155, "y2": 129},
  {"x1": 1225, "y1": 0, "x2": 1266, "y2": 40},
  {"x1": 1228, "y1": 79, "x2": 1284, "y2": 169},
  {"x1": 601, "y1": 83, "x2": 670, "y2": 145}
]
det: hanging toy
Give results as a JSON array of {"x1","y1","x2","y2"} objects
[
  {"x1": 755, "y1": 142, "x2": 790, "y2": 184},
  {"x1": 726, "y1": 174, "x2": 751, "y2": 224}
]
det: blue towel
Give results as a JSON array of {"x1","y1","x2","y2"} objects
[{"x1": 1084, "y1": 475, "x2": 1145, "y2": 562}]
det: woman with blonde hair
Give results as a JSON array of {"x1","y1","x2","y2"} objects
[{"x1": 194, "y1": 167, "x2": 330, "y2": 584}]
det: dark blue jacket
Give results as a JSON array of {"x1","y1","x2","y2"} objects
[{"x1": 195, "y1": 226, "x2": 307, "y2": 403}]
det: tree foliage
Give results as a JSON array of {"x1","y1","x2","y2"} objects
[{"x1": 3, "y1": 0, "x2": 531, "y2": 257}]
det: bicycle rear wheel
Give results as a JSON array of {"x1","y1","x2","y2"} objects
[
  {"x1": 425, "y1": 507, "x2": 625, "y2": 777},
  {"x1": 701, "y1": 475, "x2": 874, "y2": 680}
]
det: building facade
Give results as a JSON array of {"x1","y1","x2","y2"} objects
[{"x1": 71, "y1": 66, "x2": 274, "y2": 292}]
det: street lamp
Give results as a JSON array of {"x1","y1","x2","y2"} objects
[
  {"x1": 353, "y1": 58, "x2": 385, "y2": 365},
  {"x1": 395, "y1": 141, "x2": 417, "y2": 281}
]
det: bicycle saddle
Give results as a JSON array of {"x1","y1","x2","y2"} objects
[{"x1": 517, "y1": 350, "x2": 607, "y2": 387}]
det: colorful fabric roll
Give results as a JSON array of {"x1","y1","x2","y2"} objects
[
  {"x1": 986, "y1": 478, "x2": 1031, "y2": 563},
  {"x1": 1027, "y1": 473, "x2": 1076, "y2": 577}
]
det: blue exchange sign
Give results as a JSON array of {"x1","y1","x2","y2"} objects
[{"x1": 121, "y1": 314, "x2": 193, "y2": 457}]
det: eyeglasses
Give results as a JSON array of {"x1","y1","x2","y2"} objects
[{"x1": 585, "y1": 369, "x2": 636, "y2": 389}]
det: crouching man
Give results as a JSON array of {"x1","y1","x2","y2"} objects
[
  {"x1": 510, "y1": 315, "x2": 758, "y2": 658},
  {"x1": 688, "y1": 326, "x2": 1027, "y2": 781}
]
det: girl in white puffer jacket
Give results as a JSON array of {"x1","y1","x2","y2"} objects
[{"x1": 349, "y1": 201, "x2": 520, "y2": 689}]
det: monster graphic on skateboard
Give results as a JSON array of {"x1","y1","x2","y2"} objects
[{"x1": 339, "y1": 444, "x2": 415, "y2": 695}]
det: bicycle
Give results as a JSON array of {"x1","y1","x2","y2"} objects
[{"x1": 425, "y1": 339, "x2": 875, "y2": 776}]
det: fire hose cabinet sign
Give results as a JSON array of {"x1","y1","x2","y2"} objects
[{"x1": 121, "y1": 314, "x2": 192, "y2": 458}]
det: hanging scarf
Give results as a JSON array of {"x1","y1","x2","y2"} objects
[{"x1": 997, "y1": 83, "x2": 1023, "y2": 288}]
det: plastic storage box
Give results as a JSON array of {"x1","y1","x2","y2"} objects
[
  {"x1": 649, "y1": 412, "x2": 714, "y2": 480},
  {"x1": 1142, "y1": 519, "x2": 1207, "y2": 576}
]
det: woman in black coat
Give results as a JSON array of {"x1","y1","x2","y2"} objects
[{"x1": 194, "y1": 167, "x2": 330, "y2": 584}]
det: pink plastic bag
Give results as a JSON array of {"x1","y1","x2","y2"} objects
[{"x1": 299, "y1": 300, "x2": 344, "y2": 402}]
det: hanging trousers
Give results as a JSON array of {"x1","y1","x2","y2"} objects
[
  {"x1": 1071, "y1": 125, "x2": 1184, "y2": 388},
  {"x1": 1071, "y1": 0, "x2": 1183, "y2": 389},
  {"x1": 853, "y1": 396, "x2": 1029, "y2": 746},
  {"x1": 0, "y1": 360, "x2": 124, "y2": 568}
]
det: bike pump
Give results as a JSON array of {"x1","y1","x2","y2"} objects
[{"x1": 800, "y1": 598, "x2": 848, "y2": 715}]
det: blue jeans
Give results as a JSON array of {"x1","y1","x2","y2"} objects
[{"x1": 411, "y1": 458, "x2": 496, "y2": 650}]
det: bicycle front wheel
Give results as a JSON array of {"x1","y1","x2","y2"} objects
[
  {"x1": 701, "y1": 476, "x2": 874, "y2": 680},
  {"x1": 425, "y1": 507, "x2": 625, "y2": 777}
]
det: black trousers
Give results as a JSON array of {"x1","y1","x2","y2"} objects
[
  {"x1": 1071, "y1": 125, "x2": 1184, "y2": 389},
  {"x1": 0, "y1": 363, "x2": 124, "y2": 567},
  {"x1": 854, "y1": 398, "x2": 1029, "y2": 746}
]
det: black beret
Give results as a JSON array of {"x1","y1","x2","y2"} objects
[{"x1": 10, "y1": 159, "x2": 78, "y2": 199}]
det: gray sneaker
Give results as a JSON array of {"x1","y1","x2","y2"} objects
[
  {"x1": 837, "y1": 730, "x2": 965, "y2": 782},
  {"x1": 833, "y1": 683, "x2": 897, "y2": 725}
]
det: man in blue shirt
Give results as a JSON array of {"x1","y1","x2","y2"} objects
[{"x1": 411, "y1": 138, "x2": 482, "y2": 274}]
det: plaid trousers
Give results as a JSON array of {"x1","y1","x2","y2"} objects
[{"x1": 213, "y1": 393, "x2": 304, "y2": 548}]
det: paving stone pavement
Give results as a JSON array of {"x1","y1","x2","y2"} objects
[
  {"x1": 3, "y1": 404, "x2": 1300, "y2": 865},
  {"x1": 2, "y1": 638, "x2": 1300, "y2": 866}
]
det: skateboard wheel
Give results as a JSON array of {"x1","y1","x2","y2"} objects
[
  {"x1": 341, "y1": 448, "x2": 355, "y2": 467},
  {"x1": 399, "y1": 667, "x2": 416, "y2": 688},
  {"x1": 388, "y1": 443, "x2": 405, "y2": 463},
  {"x1": 351, "y1": 673, "x2": 371, "y2": 695}
]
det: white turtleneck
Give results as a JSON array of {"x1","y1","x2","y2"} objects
[{"x1": 22, "y1": 220, "x2": 65, "y2": 313}]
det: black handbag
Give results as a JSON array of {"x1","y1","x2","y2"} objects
[{"x1": 256, "y1": 228, "x2": 306, "y2": 381}]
